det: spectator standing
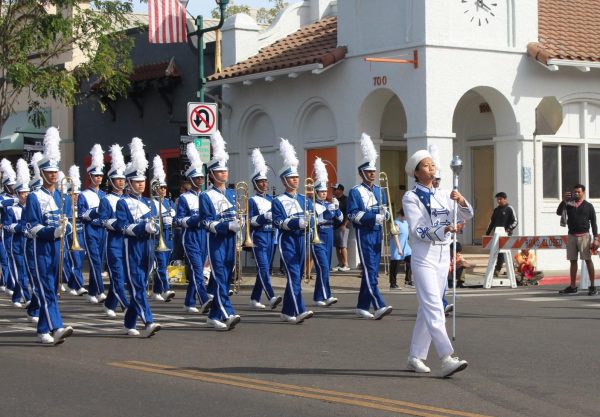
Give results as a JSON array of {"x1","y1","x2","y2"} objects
[
  {"x1": 485, "y1": 192, "x2": 518, "y2": 276},
  {"x1": 556, "y1": 184, "x2": 598, "y2": 295},
  {"x1": 331, "y1": 184, "x2": 350, "y2": 272},
  {"x1": 389, "y1": 208, "x2": 411, "y2": 289}
]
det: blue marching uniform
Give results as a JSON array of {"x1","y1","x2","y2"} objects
[
  {"x1": 65, "y1": 213, "x2": 86, "y2": 291},
  {"x1": 347, "y1": 182, "x2": 388, "y2": 312},
  {"x1": 249, "y1": 192, "x2": 277, "y2": 304},
  {"x1": 272, "y1": 192, "x2": 313, "y2": 318},
  {"x1": 116, "y1": 194, "x2": 156, "y2": 330},
  {"x1": 6, "y1": 203, "x2": 31, "y2": 304},
  {"x1": 0, "y1": 193, "x2": 17, "y2": 291},
  {"x1": 312, "y1": 199, "x2": 343, "y2": 302},
  {"x1": 24, "y1": 187, "x2": 72, "y2": 335},
  {"x1": 78, "y1": 188, "x2": 106, "y2": 297},
  {"x1": 200, "y1": 186, "x2": 237, "y2": 321},
  {"x1": 99, "y1": 193, "x2": 129, "y2": 312},
  {"x1": 153, "y1": 198, "x2": 174, "y2": 294},
  {"x1": 175, "y1": 190, "x2": 210, "y2": 309}
]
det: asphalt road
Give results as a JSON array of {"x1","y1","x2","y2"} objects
[{"x1": 1, "y1": 285, "x2": 599, "y2": 417}]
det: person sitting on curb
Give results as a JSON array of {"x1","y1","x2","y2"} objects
[{"x1": 514, "y1": 249, "x2": 544, "y2": 286}]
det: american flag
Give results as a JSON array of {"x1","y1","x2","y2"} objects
[{"x1": 148, "y1": 0, "x2": 188, "y2": 44}]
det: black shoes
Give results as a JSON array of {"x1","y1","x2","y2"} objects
[
  {"x1": 588, "y1": 286, "x2": 597, "y2": 296},
  {"x1": 558, "y1": 286, "x2": 578, "y2": 294}
]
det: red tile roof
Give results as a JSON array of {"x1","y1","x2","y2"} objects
[
  {"x1": 529, "y1": 0, "x2": 600, "y2": 64},
  {"x1": 208, "y1": 16, "x2": 346, "y2": 82},
  {"x1": 130, "y1": 57, "x2": 180, "y2": 82}
]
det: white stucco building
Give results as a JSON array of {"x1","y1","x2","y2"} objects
[{"x1": 207, "y1": 0, "x2": 600, "y2": 269}]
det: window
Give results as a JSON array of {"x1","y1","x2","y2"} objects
[
  {"x1": 542, "y1": 145, "x2": 580, "y2": 198},
  {"x1": 589, "y1": 148, "x2": 600, "y2": 199}
]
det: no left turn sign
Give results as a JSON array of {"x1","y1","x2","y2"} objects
[{"x1": 187, "y1": 102, "x2": 217, "y2": 136}]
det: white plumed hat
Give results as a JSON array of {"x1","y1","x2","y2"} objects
[
  {"x1": 251, "y1": 148, "x2": 268, "y2": 184},
  {"x1": 207, "y1": 130, "x2": 229, "y2": 172},
  {"x1": 68, "y1": 165, "x2": 81, "y2": 193},
  {"x1": 87, "y1": 144, "x2": 104, "y2": 176},
  {"x1": 38, "y1": 127, "x2": 61, "y2": 172},
  {"x1": 29, "y1": 152, "x2": 43, "y2": 190},
  {"x1": 278, "y1": 138, "x2": 299, "y2": 179},
  {"x1": 358, "y1": 133, "x2": 378, "y2": 172},
  {"x1": 313, "y1": 157, "x2": 328, "y2": 192},
  {"x1": 152, "y1": 155, "x2": 167, "y2": 186},
  {"x1": 124, "y1": 137, "x2": 148, "y2": 181},
  {"x1": 14, "y1": 158, "x2": 30, "y2": 193},
  {"x1": 0, "y1": 158, "x2": 16, "y2": 186},
  {"x1": 185, "y1": 142, "x2": 204, "y2": 178},
  {"x1": 108, "y1": 144, "x2": 126, "y2": 179}
]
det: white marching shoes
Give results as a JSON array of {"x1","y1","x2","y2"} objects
[
  {"x1": 103, "y1": 307, "x2": 117, "y2": 318},
  {"x1": 269, "y1": 296, "x2": 282, "y2": 310},
  {"x1": 280, "y1": 313, "x2": 297, "y2": 324},
  {"x1": 314, "y1": 300, "x2": 327, "y2": 307},
  {"x1": 38, "y1": 333, "x2": 54, "y2": 344},
  {"x1": 98, "y1": 293, "x2": 107, "y2": 302},
  {"x1": 76, "y1": 287, "x2": 88, "y2": 296},
  {"x1": 124, "y1": 327, "x2": 140, "y2": 336},
  {"x1": 354, "y1": 308, "x2": 374, "y2": 319},
  {"x1": 184, "y1": 306, "x2": 200, "y2": 313},
  {"x1": 200, "y1": 298, "x2": 213, "y2": 314},
  {"x1": 407, "y1": 356, "x2": 431, "y2": 374},
  {"x1": 68, "y1": 289, "x2": 78, "y2": 296},
  {"x1": 440, "y1": 356, "x2": 468, "y2": 378},
  {"x1": 142, "y1": 323, "x2": 161, "y2": 338},
  {"x1": 152, "y1": 293, "x2": 164, "y2": 301},
  {"x1": 87, "y1": 295, "x2": 98, "y2": 304},
  {"x1": 162, "y1": 291, "x2": 175, "y2": 302},
  {"x1": 325, "y1": 297, "x2": 338, "y2": 306},
  {"x1": 207, "y1": 318, "x2": 228, "y2": 330},
  {"x1": 225, "y1": 315, "x2": 241, "y2": 330},
  {"x1": 374, "y1": 305, "x2": 393, "y2": 320},
  {"x1": 250, "y1": 299, "x2": 266, "y2": 309},
  {"x1": 53, "y1": 326, "x2": 74, "y2": 345},
  {"x1": 297, "y1": 310, "x2": 314, "y2": 323}
]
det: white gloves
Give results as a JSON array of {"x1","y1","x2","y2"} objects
[
  {"x1": 145, "y1": 222, "x2": 157, "y2": 234},
  {"x1": 228, "y1": 221, "x2": 241, "y2": 232},
  {"x1": 332, "y1": 197, "x2": 339, "y2": 210},
  {"x1": 163, "y1": 216, "x2": 173, "y2": 226},
  {"x1": 327, "y1": 203, "x2": 336, "y2": 211},
  {"x1": 298, "y1": 217, "x2": 307, "y2": 229},
  {"x1": 375, "y1": 214, "x2": 384, "y2": 225},
  {"x1": 264, "y1": 211, "x2": 272, "y2": 221},
  {"x1": 54, "y1": 226, "x2": 65, "y2": 239}
]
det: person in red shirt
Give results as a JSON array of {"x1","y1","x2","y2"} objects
[{"x1": 514, "y1": 249, "x2": 544, "y2": 286}]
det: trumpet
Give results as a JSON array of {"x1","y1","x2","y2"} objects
[
  {"x1": 303, "y1": 178, "x2": 321, "y2": 284},
  {"x1": 150, "y1": 180, "x2": 170, "y2": 253},
  {"x1": 378, "y1": 172, "x2": 398, "y2": 276},
  {"x1": 233, "y1": 181, "x2": 253, "y2": 294}
]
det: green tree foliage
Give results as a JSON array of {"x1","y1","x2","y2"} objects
[
  {"x1": 0, "y1": 0, "x2": 135, "y2": 130},
  {"x1": 211, "y1": 0, "x2": 288, "y2": 25}
]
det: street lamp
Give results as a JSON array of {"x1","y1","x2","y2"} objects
[{"x1": 191, "y1": 0, "x2": 229, "y2": 101}]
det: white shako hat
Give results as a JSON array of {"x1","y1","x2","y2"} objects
[
  {"x1": 14, "y1": 158, "x2": 31, "y2": 193},
  {"x1": 123, "y1": 137, "x2": 148, "y2": 181},
  {"x1": 68, "y1": 165, "x2": 82, "y2": 193},
  {"x1": 107, "y1": 144, "x2": 126, "y2": 179},
  {"x1": 405, "y1": 149, "x2": 433, "y2": 178},
  {"x1": 38, "y1": 127, "x2": 61, "y2": 172},
  {"x1": 184, "y1": 142, "x2": 204, "y2": 179},
  {"x1": 152, "y1": 155, "x2": 167, "y2": 187},
  {"x1": 0, "y1": 158, "x2": 16, "y2": 186},
  {"x1": 87, "y1": 144, "x2": 104, "y2": 176},
  {"x1": 29, "y1": 152, "x2": 43, "y2": 190},
  {"x1": 357, "y1": 132, "x2": 378, "y2": 173},
  {"x1": 278, "y1": 138, "x2": 299, "y2": 179},
  {"x1": 251, "y1": 148, "x2": 268, "y2": 185},
  {"x1": 313, "y1": 157, "x2": 328, "y2": 192},
  {"x1": 207, "y1": 130, "x2": 229, "y2": 172}
]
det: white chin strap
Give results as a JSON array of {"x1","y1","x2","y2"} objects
[
  {"x1": 109, "y1": 177, "x2": 124, "y2": 191},
  {"x1": 282, "y1": 177, "x2": 297, "y2": 190},
  {"x1": 210, "y1": 171, "x2": 226, "y2": 185}
]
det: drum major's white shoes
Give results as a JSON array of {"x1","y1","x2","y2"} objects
[
  {"x1": 440, "y1": 356, "x2": 468, "y2": 377},
  {"x1": 407, "y1": 356, "x2": 431, "y2": 373}
]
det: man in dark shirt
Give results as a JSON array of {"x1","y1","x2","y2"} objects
[
  {"x1": 486, "y1": 192, "x2": 518, "y2": 276},
  {"x1": 556, "y1": 184, "x2": 598, "y2": 295},
  {"x1": 331, "y1": 184, "x2": 350, "y2": 271}
]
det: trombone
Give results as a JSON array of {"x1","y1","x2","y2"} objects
[
  {"x1": 303, "y1": 178, "x2": 321, "y2": 284},
  {"x1": 233, "y1": 181, "x2": 253, "y2": 293},
  {"x1": 57, "y1": 176, "x2": 83, "y2": 294},
  {"x1": 378, "y1": 172, "x2": 399, "y2": 276},
  {"x1": 150, "y1": 180, "x2": 170, "y2": 253}
]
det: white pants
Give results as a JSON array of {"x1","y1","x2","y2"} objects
[{"x1": 409, "y1": 243, "x2": 454, "y2": 360}]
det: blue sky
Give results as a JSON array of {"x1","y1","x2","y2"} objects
[{"x1": 131, "y1": 0, "x2": 276, "y2": 17}]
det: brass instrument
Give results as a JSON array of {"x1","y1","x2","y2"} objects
[
  {"x1": 57, "y1": 176, "x2": 78, "y2": 293},
  {"x1": 150, "y1": 180, "x2": 170, "y2": 253},
  {"x1": 233, "y1": 181, "x2": 253, "y2": 294},
  {"x1": 378, "y1": 172, "x2": 399, "y2": 276},
  {"x1": 303, "y1": 178, "x2": 321, "y2": 284}
]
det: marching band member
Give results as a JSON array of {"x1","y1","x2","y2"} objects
[
  {"x1": 402, "y1": 149, "x2": 473, "y2": 377},
  {"x1": 65, "y1": 165, "x2": 87, "y2": 296},
  {"x1": 0, "y1": 159, "x2": 17, "y2": 295},
  {"x1": 311, "y1": 157, "x2": 342, "y2": 307},
  {"x1": 98, "y1": 145, "x2": 129, "y2": 319},
  {"x1": 57, "y1": 170, "x2": 71, "y2": 292},
  {"x1": 24, "y1": 127, "x2": 74, "y2": 345},
  {"x1": 248, "y1": 148, "x2": 281, "y2": 310},
  {"x1": 150, "y1": 155, "x2": 175, "y2": 302},
  {"x1": 78, "y1": 144, "x2": 106, "y2": 303},
  {"x1": 272, "y1": 139, "x2": 314, "y2": 324},
  {"x1": 200, "y1": 131, "x2": 240, "y2": 330},
  {"x1": 176, "y1": 143, "x2": 212, "y2": 314},
  {"x1": 24, "y1": 153, "x2": 43, "y2": 322},
  {"x1": 5, "y1": 159, "x2": 32, "y2": 308},
  {"x1": 347, "y1": 133, "x2": 393, "y2": 320},
  {"x1": 116, "y1": 137, "x2": 160, "y2": 337}
]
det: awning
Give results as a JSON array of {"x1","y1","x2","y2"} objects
[{"x1": 0, "y1": 110, "x2": 49, "y2": 153}]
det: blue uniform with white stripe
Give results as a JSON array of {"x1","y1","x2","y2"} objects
[
  {"x1": 249, "y1": 193, "x2": 276, "y2": 303},
  {"x1": 65, "y1": 210, "x2": 85, "y2": 291},
  {"x1": 99, "y1": 193, "x2": 129, "y2": 312},
  {"x1": 153, "y1": 198, "x2": 174, "y2": 294},
  {"x1": 200, "y1": 186, "x2": 237, "y2": 321},
  {"x1": 272, "y1": 192, "x2": 312, "y2": 317},
  {"x1": 312, "y1": 199, "x2": 343, "y2": 302},
  {"x1": 0, "y1": 193, "x2": 17, "y2": 290},
  {"x1": 5, "y1": 203, "x2": 31, "y2": 303},
  {"x1": 116, "y1": 194, "x2": 156, "y2": 330},
  {"x1": 24, "y1": 188, "x2": 72, "y2": 334},
  {"x1": 175, "y1": 190, "x2": 210, "y2": 308},
  {"x1": 347, "y1": 182, "x2": 388, "y2": 311},
  {"x1": 78, "y1": 188, "x2": 106, "y2": 297}
]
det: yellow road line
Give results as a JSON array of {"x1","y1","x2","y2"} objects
[{"x1": 109, "y1": 360, "x2": 494, "y2": 417}]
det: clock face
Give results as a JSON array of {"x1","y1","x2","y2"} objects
[{"x1": 461, "y1": 0, "x2": 498, "y2": 26}]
